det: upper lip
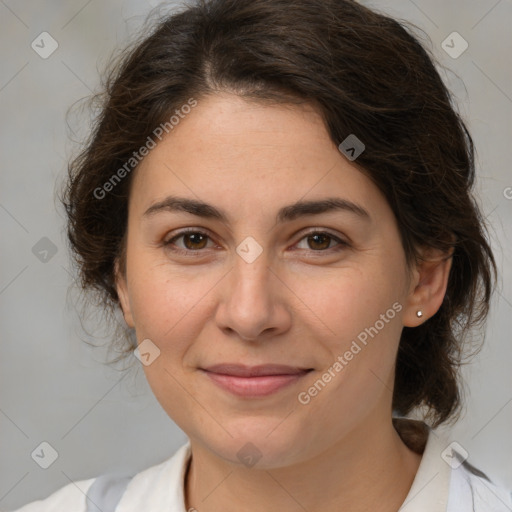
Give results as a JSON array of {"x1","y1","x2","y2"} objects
[{"x1": 202, "y1": 364, "x2": 312, "y2": 377}]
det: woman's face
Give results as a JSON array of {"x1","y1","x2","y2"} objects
[{"x1": 116, "y1": 92, "x2": 428, "y2": 468}]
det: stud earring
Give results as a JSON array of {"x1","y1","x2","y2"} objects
[{"x1": 416, "y1": 310, "x2": 423, "y2": 318}]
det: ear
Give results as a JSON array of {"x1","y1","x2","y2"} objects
[
  {"x1": 114, "y1": 258, "x2": 135, "y2": 328},
  {"x1": 403, "y1": 246, "x2": 453, "y2": 327}
]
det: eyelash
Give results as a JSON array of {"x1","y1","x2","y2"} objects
[{"x1": 162, "y1": 228, "x2": 348, "y2": 256}]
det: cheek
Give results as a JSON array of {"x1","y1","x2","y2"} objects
[
  {"x1": 292, "y1": 263, "x2": 405, "y2": 402},
  {"x1": 126, "y1": 262, "x2": 217, "y2": 419},
  {"x1": 291, "y1": 263, "x2": 404, "y2": 342},
  {"x1": 125, "y1": 256, "x2": 219, "y2": 354}
]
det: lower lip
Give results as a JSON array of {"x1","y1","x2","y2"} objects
[{"x1": 202, "y1": 370, "x2": 310, "y2": 397}]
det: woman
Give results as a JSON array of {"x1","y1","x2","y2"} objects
[{"x1": 13, "y1": 0, "x2": 511, "y2": 510}]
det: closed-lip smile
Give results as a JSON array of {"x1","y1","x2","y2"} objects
[{"x1": 200, "y1": 364, "x2": 313, "y2": 397}]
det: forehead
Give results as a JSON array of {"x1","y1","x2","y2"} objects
[
  {"x1": 151, "y1": 93, "x2": 333, "y2": 167},
  {"x1": 129, "y1": 93, "x2": 386, "y2": 221}
]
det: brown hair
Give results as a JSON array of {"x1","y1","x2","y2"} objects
[{"x1": 61, "y1": 0, "x2": 496, "y2": 428}]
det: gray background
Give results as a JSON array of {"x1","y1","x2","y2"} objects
[{"x1": 1, "y1": 0, "x2": 511, "y2": 510}]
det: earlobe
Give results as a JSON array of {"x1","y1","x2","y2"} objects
[
  {"x1": 114, "y1": 258, "x2": 135, "y2": 328},
  {"x1": 403, "y1": 248, "x2": 453, "y2": 327}
]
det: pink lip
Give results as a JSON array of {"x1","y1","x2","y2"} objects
[{"x1": 200, "y1": 364, "x2": 313, "y2": 398}]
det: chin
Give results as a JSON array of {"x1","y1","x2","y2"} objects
[{"x1": 205, "y1": 419, "x2": 310, "y2": 469}]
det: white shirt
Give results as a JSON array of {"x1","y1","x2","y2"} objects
[{"x1": 9, "y1": 423, "x2": 512, "y2": 511}]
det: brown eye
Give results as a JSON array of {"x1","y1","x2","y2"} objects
[
  {"x1": 164, "y1": 230, "x2": 213, "y2": 253},
  {"x1": 182, "y1": 232, "x2": 208, "y2": 250},
  {"x1": 295, "y1": 231, "x2": 345, "y2": 252},
  {"x1": 307, "y1": 233, "x2": 332, "y2": 250}
]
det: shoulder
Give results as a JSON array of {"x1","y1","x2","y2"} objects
[
  {"x1": 8, "y1": 477, "x2": 96, "y2": 512},
  {"x1": 116, "y1": 441, "x2": 190, "y2": 509},
  {"x1": 8, "y1": 441, "x2": 191, "y2": 512},
  {"x1": 394, "y1": 418, "x2": 512, "y2": 512},
  {"x1": 449, "y1": 460, "x2": 512, "y2": 512}
]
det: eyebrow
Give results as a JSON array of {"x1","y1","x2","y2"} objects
[{"x1": 143, "y1": 195, "x2": 370, "y2": 224}]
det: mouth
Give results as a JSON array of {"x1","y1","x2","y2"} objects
[{"x1": 200, "y1": 364, "x2": 314, "y2": 398}]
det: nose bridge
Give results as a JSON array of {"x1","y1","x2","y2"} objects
[
  {"x1": 231, "y1": 247, "x2": 274, "y2": 314},
  {"x1": 232, "y1": 233, "x2": 273, "y2": 297},
  {"x1": 216, "y1": 243, "x2": 289, "y2": 340}
]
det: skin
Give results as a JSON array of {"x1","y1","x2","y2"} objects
[{"x1": 115, "y1": 92, "x2": 452, "y2": 512}]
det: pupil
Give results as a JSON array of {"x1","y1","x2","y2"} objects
[
  {"x1": 310, "y1": 234, "x2": 329, "y2": 250},
  {"x1": 186, "y1": 233, "x2": 205, "y2": 249}
]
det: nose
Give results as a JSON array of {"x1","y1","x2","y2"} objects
[{"x1": 214, "y1": 250, "x2": 292, "y2": 342}]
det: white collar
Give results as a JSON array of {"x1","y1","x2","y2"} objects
[
  {"x1": 399, "y1": 426, "x2": 452, "y2": 511},
  {"x1": 117, "y1": 421, "x2": 504, "y2": 511}
]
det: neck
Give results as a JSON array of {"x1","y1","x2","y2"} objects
[{"x1": 184, "y1": 417, "x2": 423, "y2": 512}]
